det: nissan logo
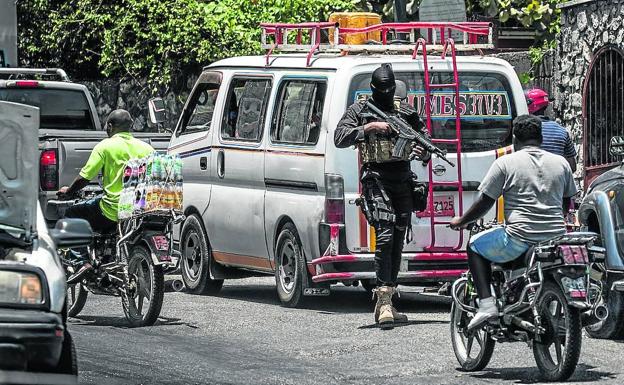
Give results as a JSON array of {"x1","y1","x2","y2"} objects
[{"x1": 433, "y1": 164, "x2": 446, "y2": 176}]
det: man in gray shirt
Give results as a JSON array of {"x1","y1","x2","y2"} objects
[{"x1": 450, "y1": 115, "x2": 577, "y2": 329}]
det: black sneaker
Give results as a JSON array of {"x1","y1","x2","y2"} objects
[{"x1": 67, "y1": 263, "x2": 93, "y2": 285}]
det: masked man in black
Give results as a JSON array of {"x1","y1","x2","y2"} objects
[{"x1": 335, "y1": 64, "x2": 431, "y2": 329}]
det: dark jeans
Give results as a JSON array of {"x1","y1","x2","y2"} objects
[
  {"x1": 64, "y1": 198, "x2": 116, "y2": 263},
  {"x1": 362, "y1": 171, "x2": 413, "y2": 287}
]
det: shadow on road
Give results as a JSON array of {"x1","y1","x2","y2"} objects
[
  {"x1": 358, "y1": 319, "x2": 449, "y2": 329},
  {"x1": 214, "y1": 283, "x2": 452, "y2": 315},
  {"x1": 466, "y1": 363, "x2": 617, "y2": 383},
  {"x1": 69, "y1": 315, "x2": 197, "y2": 329}
]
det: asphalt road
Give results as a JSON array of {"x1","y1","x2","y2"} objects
[{"x1": 69, "y1": 277, "x2": 624, "y2": 385}]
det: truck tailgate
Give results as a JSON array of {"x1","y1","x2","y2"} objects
[{"x1": 40, "y1": 130, "x2": 171, "y2": 222}]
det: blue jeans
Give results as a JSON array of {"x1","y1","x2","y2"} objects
[
  {"x1": 469, "y1": 227, "x2": 530, "y2": 264},
  {"x1": 64, "y1": 197, "x2": 116, "y2": 263}
]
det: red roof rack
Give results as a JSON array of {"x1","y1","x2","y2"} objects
[{"x1": 260, "y1": 21, "x2": 493, "y2": 66}]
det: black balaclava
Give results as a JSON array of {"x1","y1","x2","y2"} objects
[{"x1": 371, "y1": 63, "x2": 396, "y2": 111}]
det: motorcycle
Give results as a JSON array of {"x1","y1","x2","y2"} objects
[
  {"x1": 450, "y1": 221, "x2": 606, "y2": 381},
  {"x1": 50, "y1": 196, "x2": 183, "y2": 327}
]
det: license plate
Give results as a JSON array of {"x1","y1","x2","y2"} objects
[{"x1": 416, "y1": 194, "x2": 455, "y2": 217}]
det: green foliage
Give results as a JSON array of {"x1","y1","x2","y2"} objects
[
  {"x1": 17, "y1": 0, "x2": 356, "y2": 90},
  {"x1": 466, "y1": 0, "x2": 562, "y2": 40}
]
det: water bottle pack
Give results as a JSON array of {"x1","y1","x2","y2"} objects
[{"x1": 118, "y1": 153, "x2": 183, "y2": 219}]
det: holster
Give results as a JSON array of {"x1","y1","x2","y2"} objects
[
  {"x1": 357, "y1": 170, "x2": 396, "y2": 226},
  {"x1": 409, "y1": 172, "x2": 428, "y2": 212}
]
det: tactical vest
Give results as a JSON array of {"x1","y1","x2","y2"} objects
[
  {"x1": 357, "y1": 134, "x2": 413, "y2": 163},
  {"x1": 357, "y1": 104, "x2": 414, "y2": 164}
]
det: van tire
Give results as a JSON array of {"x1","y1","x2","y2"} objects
[
  {"x1": 180, "y1": 214, "x2": 224, "y2": 295},
  {"x1": 275, "y1": 222, "x2": 307, "y2": 308}
]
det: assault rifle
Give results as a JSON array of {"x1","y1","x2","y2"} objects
[{"x1": 365, "y1": 101, "x2": 455, "y2": 167}]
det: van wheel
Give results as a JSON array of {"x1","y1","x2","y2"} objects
[
  {"x1": 275, "y1": 222, "x2": 307, "y2": 308},
  {"x1": 180, "y1": 214, "x2": 224, "y2": 295}
]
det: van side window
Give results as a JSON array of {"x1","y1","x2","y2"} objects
[
  {"x1": 271, "y1": 80, "x2": 326, "y2": 145},
  {"x1": 178, "y1": 83, "x2": 219, "y2": 135},
  {"x1": 221, "y1": 78, "x2": 272, "y2": 142}
]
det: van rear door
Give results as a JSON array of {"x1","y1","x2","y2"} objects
[{"x1": 345, "y1": 70, "x2": 517, "y2": 252}]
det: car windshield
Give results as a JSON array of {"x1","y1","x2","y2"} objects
[
  {"x1": 348, "y1": 71, "x2": 516, "y2": 153},
  {"x1": 0, "y1": 88, "x2": 95, "y2": 130}
]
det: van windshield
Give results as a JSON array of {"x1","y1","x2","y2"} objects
[
  {"x1": 348, "y1": 72, "x2": 515, "y2": 152},
  {"x1": 0, "y1": 88, "x2": 95, "y2": 130}
]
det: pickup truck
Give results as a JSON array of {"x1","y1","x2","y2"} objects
[{"x1": 0, "y1": 68, "x2": 171, "y2": 223}]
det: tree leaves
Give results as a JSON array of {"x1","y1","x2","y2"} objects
[{"x1": 17, "y1": 0, "x2": 355, "y2": 90}]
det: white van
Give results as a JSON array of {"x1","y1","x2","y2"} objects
[{"x1": 166, "y1": 24, "x2": 527, "y2": 307}]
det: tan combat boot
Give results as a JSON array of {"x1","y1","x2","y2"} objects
[
  {"x1": 390, "y1": 287, "x2": 408, "y2": 323},
  {"x1": 373, "y1": 286, "x2": 409, "y2": 326},
  {"x1": 373, "y1": 286, "x2": 395, "y2": 329}
]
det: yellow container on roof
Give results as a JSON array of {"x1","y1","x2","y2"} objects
[{"x1": 329, "y1": 12, "x2": 381, "y2": 45}]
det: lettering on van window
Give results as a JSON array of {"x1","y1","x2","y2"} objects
[{"x1": 355, "y1": 91, "x2": 511, "y2": 120}]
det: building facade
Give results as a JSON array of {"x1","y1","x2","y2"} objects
[{"x1": 555, "y1": 0, "x2": 624, "y2": 185}]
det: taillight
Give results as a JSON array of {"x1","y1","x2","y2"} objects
[
  {"x1": 324, "y1": 174, "x2": 344, "y2": 224},
  {"x1": 40, "y1": 149, "x2": 58, "y2": 190},
  {"x1": 7, "y1": 80, "x2": 41, "y2": 88}
]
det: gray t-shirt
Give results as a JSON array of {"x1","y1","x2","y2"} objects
[{"x1": 479, "y1": 147, "x2": 578, "y2": 243}]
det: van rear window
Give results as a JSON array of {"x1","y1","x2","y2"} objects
[
  {"x1": 348, "y1": 72, "x2": 515, "y2": 152},
  {"x1": 0, "y1": 88, "x2": 95, "y2": 130}
]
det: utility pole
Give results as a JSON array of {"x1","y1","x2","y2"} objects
[
  {"x1": 0, "y1": 0, "x2": 18, "y2": 67},
  {"x1": 394, "y1": 0, "x2": 407, "y2": 22}
]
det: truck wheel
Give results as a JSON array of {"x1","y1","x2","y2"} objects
[
  {"x1": 180, "y1": 214, "x2": 224, "y2": 295},
  {"x1": 586, "y1": 275, "x2": 624, "y2": 339},
  {"x1": 275, "y1": 222, "x2": 307, "y2": 308},
  {"x1": 54, "y1": 331, "x2": 78, "y2": 375}
]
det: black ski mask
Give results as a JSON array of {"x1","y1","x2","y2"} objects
[{"x1": 370, "y1": 63, "x2": 396, "y2": 111}]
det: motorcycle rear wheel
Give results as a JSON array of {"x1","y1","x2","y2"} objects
[
  {"x1": 450, "y1": 281, "x2": 495, "y2": 371},
  {"x1": 66, "y1": 283, "x2": 88, "y2": 317},
  {"x1": 533, "y1": 281, "x2": 582, "y2": 381},
  {"x1": 122, "y1": 246, "x2": 164, "y2": 327}
]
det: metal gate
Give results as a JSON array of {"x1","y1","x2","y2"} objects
[{"x1": 584, "y1": 45, "x2": 624, "y2": 186}]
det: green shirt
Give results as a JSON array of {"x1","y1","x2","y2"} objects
[{"x1": 79, "y1": 132, "x2": 154, "y2": 221}]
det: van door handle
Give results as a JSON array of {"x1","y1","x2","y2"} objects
[
  {"x1": 199, "y1": 157, "x2": 207, "y2": 170},
  {"x1": 217, "y1": 150, "x2": 225, "y2": 179}
]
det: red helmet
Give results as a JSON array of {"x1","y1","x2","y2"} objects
[{"x1": 525, "y1": 88, "x2": 549, "y2": 114}]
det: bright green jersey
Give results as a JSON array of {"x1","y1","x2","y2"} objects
[{"x1": 79, "y1": 132, "x2": 154, "y2": 221}]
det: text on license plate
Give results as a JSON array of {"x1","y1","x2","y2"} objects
[{"x1": 416, "y1": 194, "x2": 455, "y2": 217}]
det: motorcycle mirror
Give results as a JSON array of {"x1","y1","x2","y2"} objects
[{"x1": 609, "y1": 136, "x2": 624, "y2": 157}]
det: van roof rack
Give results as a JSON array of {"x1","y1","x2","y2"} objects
[
  {"x1": 260, "y1": 21, "x2": 494, "y2": 66},
  {"x1": 0, "y1": 68, "x2": 70, "y2": 82}
]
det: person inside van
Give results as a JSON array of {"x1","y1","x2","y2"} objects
[
  {"x1": 449, "y1": 114, "x2": 577, "y2": 330},
  {"x1": 58, "y1": 109, "x2": 154, "y2": 284},
  {"x1": 335, "y1": 63, "x2": 431, "y2": 329}
]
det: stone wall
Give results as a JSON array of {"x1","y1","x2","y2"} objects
[
  {"x1": 80, "y1": 75, "x2": 197, "y2": 132},
  {"x1": 554, "y1": 0, "x2": 624, "y2": 175}
]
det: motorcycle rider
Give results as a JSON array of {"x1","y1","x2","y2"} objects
[
  {"x1": 525, "y1": 88, "x2": 577, "y2": 172},
  {"x1": 449, "y1": 114, "x2": 577, "y2": 329},
  {"x1": 335, "y1": 63, "x2": 431, "y2": 329},
  {"x1": 58, "y1": 109, "x2": 154, "y2": 284}
]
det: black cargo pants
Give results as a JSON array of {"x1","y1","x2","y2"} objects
[{"x1": 361, "y1": 171, "x2": 413, "y2": 287}]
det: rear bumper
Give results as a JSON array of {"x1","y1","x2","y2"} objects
[
  {"x1": 0, "y1": 309, "x2": 64, "y2": 371},
  {"x1": 309, "y1": 252, "x2": 468, "y2": 284}
]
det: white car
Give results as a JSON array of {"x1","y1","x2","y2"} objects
[{"x1": 0, "y1": 101, "x2": 92, "y2": 376}]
